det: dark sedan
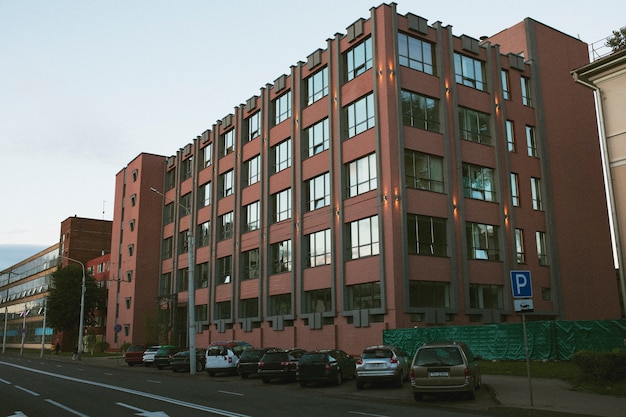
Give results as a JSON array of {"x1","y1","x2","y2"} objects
[
  {"x1": 237, "y1": 347, "x2": 278, "y2": 379},
  {"x1": 154, "y1": 346, "x2": 181, "y2": 370},
  {"x1": 171, "y1": 349, "x2": 206, "y2": 373},
  {"x1": 297, "y1": 349, "x2": 357, "y2": 386},
  {"x1": 257, "y1": 348, "x2": 306, "y2": 383}
]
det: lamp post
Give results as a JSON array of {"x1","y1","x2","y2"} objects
[
  {"x1": 151, "y1": 187, "x2": 197, "y2": 374},
  {"x1": 58, "y1": 256, "x2": 86, "y2": 361}
]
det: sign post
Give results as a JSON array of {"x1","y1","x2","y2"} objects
[{"x1": 510, "y1": 270, "x2": 534, "y2": 407}]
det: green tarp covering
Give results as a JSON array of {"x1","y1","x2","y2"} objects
[{"x1": 383, "y1": 320, "x2": 626, "y2": 360}]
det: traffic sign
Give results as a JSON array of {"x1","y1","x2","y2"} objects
[
  {"x1": 514, "y1": 299, "x2": 534, "y2": 313},
  {"x1": 510, "y1": 270, "x2": 532, "y2": 298},
  {"x1": 114, "y1": 324, "x2": 122, "y2": 333}
]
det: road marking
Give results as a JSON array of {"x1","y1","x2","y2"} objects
[
  {"x1": 146, "y1": 379, "x2": 162, "y2": 384},
  {"x1": 349, "y1": 412, "x2": 391, "y2": 417},
  {"x1": 0, "y1": 360, "x2": 250, "y2": 417},
  {"x1": 117, "y1": 402, "x2": 170, "y2": 417},
  {"x1": 104, "y1": 372, "x2": 114, "y2": 376},
  {"x1": 46, "y1": 399, "x2": 90, "y2": 417},
  {"x1": 15, "y1": 386, "x2": 40, "y2": 396},
  {"x1": 0, "y1": 377, "x2": 11, "y2": 384},
  {"x1": 8, "y1": 411, "x2": 27, "y2": 417},
  {"x1": 218, "y1": 390, "x2": 244, "y2": 396}
]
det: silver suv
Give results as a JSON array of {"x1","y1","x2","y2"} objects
[
  {"x1": 355, "y1": 345, "x2": 410, "y2": 389},
  {"x1": 410, "y1": 341, "x2": 481, "y2": 400}
]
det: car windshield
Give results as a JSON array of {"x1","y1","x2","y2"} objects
[
  {"x1": 299, "y1": 353, "x2": 326, "y2": 364},
  {"x1": 416, "y1": 347, "x2": 463, "y2": 366},
  {"x1": 363, "y1": 349, "x2": 393, "y2": 359}
]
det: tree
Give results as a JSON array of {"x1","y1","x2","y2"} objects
[
  {"x1": 47, "y1": 265, "x2": 106, "y2": 349},
  {"x1": 606, "y1": 27, "x2": 626, "y2": 52}
]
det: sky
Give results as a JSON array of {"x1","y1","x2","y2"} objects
[{"x1": 0, "y1": 0, "x2": 623, "y2": 270}]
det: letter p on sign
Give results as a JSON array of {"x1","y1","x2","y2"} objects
[{"x1": 510, "y1": 270, "x2": 532, "y2": 298}]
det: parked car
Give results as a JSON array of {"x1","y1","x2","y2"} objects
[
  {"x1": 154, "y1": 346, "x2": 181, "y2": 369},
  {"x1": 237, "y1": 347, "x2": 278, "y2": 379},
  {"x1": 410, "y1": 341, "x2": 482, "y2": 400},
  {"x1": 205, "y1": 341, "x2": 254, "y2": 377},
  {"x1": 124, "y1": 344, "x2": 147, "y2": 367},
  {"x1": 258, "y1": 348, "x2": 306, "y2": 383},
  {"x1": 142, "y1": 345, "x2": 162, "y2": 367},
  {"x1": 171, "y1": 349, "x2": 207, "y2": 373},
  {"x1": 297, "y1": 349, "x2": 356, "y2": 386},
  {"x1": 355, "y1": 345, "x2": 411, "y2": 389}
]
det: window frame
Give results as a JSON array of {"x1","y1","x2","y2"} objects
[
  {"x1": 404, "y1": 150, "x2": 444, "y2": 193},
  {"x1": 345, "y1": 38, "x2": 373, "y2": 82},
  {"x1": 346, "y1": 153, "x2": 377, "y2": 197},
  {"x1": 397, "y1": 32, "x2": 435, "y2": 75},
  {"x1": 345, "y1": 93, "x2": 375, "y2": 139},
  {"x1": 348, "y1": 215, "x2": 380, "y2": 260}
]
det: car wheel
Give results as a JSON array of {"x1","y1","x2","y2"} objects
[
  {"x1": 334, "y1": 371, "x2": 343, "y2": 386},
  {"x1": 196, "y1": 361, "x2": 204, "y2": 372},
  {"x1": 413, "y1": 392, "x2": 423, "y2": 401},
  {"x1": 356, "y1": 379, "x2": 365, "y2": 390},
  {"x1": 395, "y1": 371, "x2": 404, "y2": 388}
]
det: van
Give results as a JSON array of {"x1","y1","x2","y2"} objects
[{"x1": 204, "y1": 340, "x2": 253, "y2": 376}]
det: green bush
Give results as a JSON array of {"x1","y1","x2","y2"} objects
[
  {"x1": 94, "y1": 341, "x2": 110, "y2": 353},
  {"x1": 571, "y1": 351, "x2": 626, "y2": 383}
]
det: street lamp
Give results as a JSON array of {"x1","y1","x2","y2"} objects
[
  {"x1": 151, "y1": 187, "x2": 197, "y2": 374},
  {"x1": 58, "y1": 256, "x2": 86, "y2": 361}
]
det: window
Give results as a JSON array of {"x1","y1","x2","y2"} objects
[
  {"x1": 531, "y1": 177, "x2": 543, "y2": 210},
  {"x1": 303, "y1": 288, "x2": 331, "y2": 313},
  {"x1": 404, "y1": 150, "x2": 444, "y2": 193},
  {"x1": 162, "y1": 237, "x2": 173, "y2": 259},
  {"x1": 345, "y1": 94, "x2": 375, "y2": 139},
  {"x1": 220, "y1": 170, "x2": 234, "y2": 198},
  {"x1": 196, "y1": 262, "x2": 209, "y2": 288},
  {"x1": 179, "y1": 193, "x2": 191, "y2": 218},
  {"x1": 347, "y1": 153, "x2": 377, "y2": 197},
  {"x1": 216, "y1": 256, "x2": 232, "y2": 284},
  {"x1": 241, "y1": 249, "x2": 260, "y2": 280},
  {"x1": 501, "y1": 70, "x2": 510, "y2": 100},
  {"x1": 201, "y1": 143, "x2": 213, "y2": 168},
  {"x1": 273, "y1": 138, "x2": 291, "y2": 173},
  {"x1": 243, "y1": 201, "x2": 260, "y2": 232},
  {"x1": 521, "y1": 76, "x2": 533, "y2": 106},
  {"x1": 163, "y1": 203, "x2": 174, "y2": 225},
  {"x1": 219, "y1": 212, "x2": 233, "y2": 240},
  {"x1": 159, "y1": 272, "x2": 171, "y2": 297},
  {"x1": 247, "y1": 112, "x2": 261, "y2": 142},
  {"x1": 272, "y1": 188, "x2": 291, "y2": 223},
  {"x1": 165, "y1": 169, "x2": 176, "y2": 190},
  {"x1": 463, "y1": 163, "x2": 496, "y2": 202},
  {"x1": 466, "y1": 222, "x2": 500, "y2": 261},
  {"x1": 198, "y1": 181, "x2": 211, "y2": 208},
  {"x1": 307, "y1": 229, "x2": 331, "y2": 267},
  {"x1": 215, "y1": 301, "x2": 231, "y2": 320},
  {"x1": 469, "y1": 284, "x2": 503, "y2": 309},
  {"x1": 345, "y1": 38, "x2": 372, "y2": 81},
  {"x1": 269, "y1": 294, "x2": 291, "y2": 316},
  {"x1": 274, "y1": 91, "x2": 292, "y2": 125},
  {"x1": 454, "y1": 53, "x2": 486, "y2": 91},
  {"x1": 511, "y1": 173, "x2": 520, "y2": 207},
  {"x1": 349, "y1": 215, "x2": 379, "y2": 259},
  {"x1": 407, "y1": 214, "x2": 447, "y2": 257},
  {"x1": 221, "y1": 129, "x2": 235, "y2": 156},
  {"x1": 304, "y1": 118, "x2": 329, "y2": 157},
  {"x1": 347, "y1": 282, "x2": 381, "y2": 309},
  {"x1": 409, "y1": 281, "x2": 450, "y2": 308},
  {"x1": 397, "y1": 33, "x2": 435, "y2": 74},
  {"x1": 178, "y1": 230, "x2": 190, "y2": 254},
  {"x1": 401, "y1": 90, "x2": 440, "y2": 132},
  {"x1": 526, "y1": 126, "x2": 538, "y2": 157},
  {"x1": 195, "y1": 304, "x2": 208, "y2": 321},
  {"x1": 243, "y1": 155, "x2": 260, "y2": 187},
  {"x1": 307, "y1": 67, "x2": 328, "y2": 105},
  {"x1": 132, "y1": 169, "x2": 138, "y2": 182},
  {"x1": 536, "y1": 231, "x2": 548, "y2": 266},
  {"x1": 306, "y1": 173, "x2": 330, "y2": 211},
  {"x1": 180, "y1": 156, "x2": 193, "y2": 181},
  {"x1": 197, "y1": 221, "x2": 210, "y2": 248},
  {"x1": 239, "y1": 298, "x2": 258, "y2": 318},
  {"x1": 128, "y1": 244, "x2": 134, "y2": 257},
  {"x1": 506, "y1": 120, "x2": 515, "y2": 152},
  {"x1": 515, "y1": 229, "x2": 525, "y2": 264},
  {"x1": 459, "y1": 107, "x2": 491, "y2": 145},
  {"x1": 129, "y1": 219, "x2": 135, "y2": 232},
  {"x1": 130, "y1": 194, "x2": 136, "y2": 207},
  {"x1": 176, "y1": 268, "x2": 188, "y2": 292},
  {"x1": 271, "y1": 240, "x2": 292, "y2": 273}
]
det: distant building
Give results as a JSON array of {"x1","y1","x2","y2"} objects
[
  {"x1": 86, "y1": 252, "x2": 111, "y2": 347},
  {"x1": 109, "y1": 4, "x2": 622, "y2": 355}
]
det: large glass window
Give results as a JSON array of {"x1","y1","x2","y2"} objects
[
  {"x1": 179, "y1": 193, "x2": 191, "y2": 218},
  {"x1": 201, "y1": 143, "x2": 213, "y2": 168},
  {"x1": 459, "y1": 107, "x2": 491, "y2": 145},
  {"x1": 247, "y1": 112, "x2": 261, "y2": 142},
  {"x1": 345, "y1": 38, "x2": 372, "y2": 81},
  {"x1": 407, "y1": 214, "x2": 447, "y2": 257},
  {"x1": 198, "y1": 181, "x2": 211, "y2": 208},
  {"x1": 180, "y1": 156, "x2": 193, "y2": 182},
  {"x1": 218, "y1": 212, "x2": 233, "y2": 241},
  {"x1": 515, "y1": 228, "x2": 525, "y2": 264},
  {"x1": 536, "y1": 231, "x2": 548, "y2": 266},
  {"x1": 272, "y1": 188, "x2": 291, "y2": 223},
  {"x1": 307, "y1": 67, "x2": 328, "y2": 105},
  {"x1": 216, "y1": 256, "x2": 232, "y2": 285},
  {"x1": 401, "y1": 90, "x2": 440, "y2": 132},
  {"x1": 304, "y1": 118, "x2": 329, "y2": 157},
  {"x1": 466, "y1": 222, "x2": 500, "y2": 261},
  {"x1": 274, "y1": 91, "x2": 292, "y2": 125},
  {"x1": 303, "y1": 288, "x2": 331, "y2": 313},
  {"x1": 526, "y1": 126, "x2": 538, "y2": 157},
  {"x1": 307, "y1": 229, "x2": 331, "y2": 267},
  {"x1": 347, "y1": 153, "x2": 377, "y2": 197},
  {"x1": 501, "y1": 70, "x2": 510, "y2": 100},
  {"x1": 269, "y1": 294, "x2": 291, "y2": 316},
  {"x1": 506, "y1": 120, "x2": 515, "y2": 152},
  {"x1": 273, "y1": 138, "x2": 291, "y2": 173},
  {"x1": 197, "y1": 221, "x2": 210, "y2": 248},
  {"x1": 162, "y1": 237, "x2": 173, "y2": 259},
  {"x1": 163, "y1": 203, "x2": 174, "y2": 225},
  {"x1": 215, "y1": 301, "x2": 231, "y2": 320},
  {"x1": 454, "y1": 53, "x2": 487, "y2": 91},
  {"x1": 345, "y1": 93, "x2": 375, "y2": 139},
  {"x1": 196, "y1": 262, "x2": 209, "y2": 288},
  {"x1": 349, "y1": 215, "x2": 379, "y2": 259},
  {"x1": 241, "y1": 248, "x2": 260, "y2": 281},
  {"x1": 306, "y1": 173, "x2": 330, "y2": 211},
  {"x1": 463, "y1": 163, "x2": 496, "y2": 202},
  {"x1": 221, "y1": 129, "x2": 235, "y2": 156},
  {"x1": 243, "y1": 201, "x2": 260, "y2": 232},
  {"x1": 521, "y1": 76, "x2": 533, "y2": 107},
  {"x1": 469, "y1": 284, "x2": 503, "y2": 309},
  {"x1": 531, "y1": 177, "x2": 543, "y2": 210},
  {"x1": 239, "y1": 298, "x2": 258, "y2": 318},
  {"x1": 409, "y1": 281, "x2": 450, "y2": 308},
  {"x1": 271, "y1": 240, "x2": 292, "y2": 273},
  {"x1": 347, "y1": 282, "x2": 381, "y2": 309},
  {"x1": 404, "y1": 150, "x2": 444, "y2": 193},
  {"x1": 243, "y1": 155, "x2": 260, "y2": 187},
  {"x1": 397, "y1": 33, "x2": 435, "y2": 74},
  {"x1": 220, "y1": 170, "x2": 234, "y2": 198},
  {"x1": 511, "y1": 173, "x2": 520, "y2": 207}
]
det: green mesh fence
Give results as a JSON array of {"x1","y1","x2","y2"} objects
[{"x1": 382, "y1": 320, "x2": 626, "y2": 360}]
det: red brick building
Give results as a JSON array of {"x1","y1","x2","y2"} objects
[{"x1": 110, "y1": 4, "x2": 621, "y2": 354}]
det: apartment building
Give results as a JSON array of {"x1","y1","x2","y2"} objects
[{"x1": 111, "y1": 4, "x2": 622, "y2": 354}]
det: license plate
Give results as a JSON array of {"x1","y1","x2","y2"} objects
[{"x1": 429, "y1": 371, "x2": 449, "y2": 377}]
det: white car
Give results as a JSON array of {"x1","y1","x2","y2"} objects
[
  {"x1": 142, "y1": 345, "x2": 161, "y2": 367},
  {"x1": 205, "y1": 341, "x2": 253, "y2": 376}
]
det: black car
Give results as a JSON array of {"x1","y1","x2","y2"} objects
[
  {"x1": 154, "y1": 346, "x2": 181, "y2": 370},
  {"x1": 171, "y1": 349, "x2": 207, "y2": 373},
  {"x1": 237, "y1": 347, "x2": 278, "y2": 379},
  {"x1": 297, "y1": 349, "x2": 357, "y2": 386},
  {"x1": 257, "y1": 348, "x2": 306, "y2": 383}
]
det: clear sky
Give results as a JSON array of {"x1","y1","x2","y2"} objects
[{"x1": 0, "y1": 0, "x2": 622, "y2": 269}]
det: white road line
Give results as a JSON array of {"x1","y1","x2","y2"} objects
[
  {"x1": 218, "y1": 390, "x2": 244, "y2": 396},
  {"x1": 146, "y1": 379, "x2": 162, "y2": 384},
  {"x1": 348, "y1": 412, "x2": 391, "y2": 417},
  {"x1": 104, "y1": 372, "x2": 113, "y2": 376},
  {"x1": 46, "y1": 399, "x2": 91, "y2": 417},
  {"x1": 14, "y1": 385, "x2": 40, "y2": 396},
  {"x1": 0, "y1": 377, "x2": 11, "y2": 384},
  {"x1": 116, "y1": 402, "x2": 145, "y2": 412}
]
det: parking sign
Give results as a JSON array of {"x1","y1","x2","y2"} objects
[{"x1": 510, "y1": 270, "x2": 532, "y2": 298}]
